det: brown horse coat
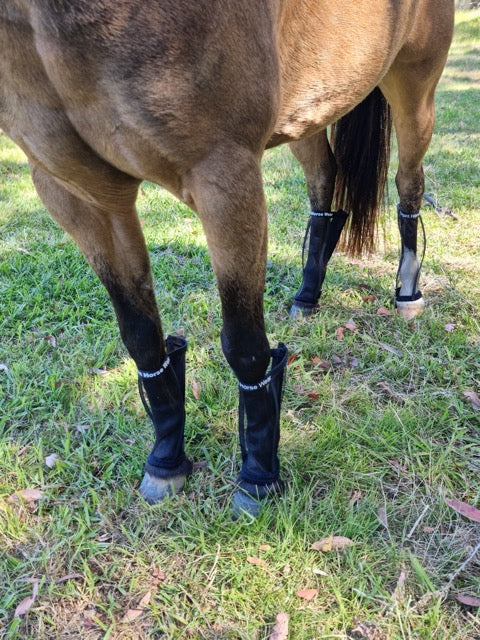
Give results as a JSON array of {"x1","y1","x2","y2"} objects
[{"x1": 0, "y1": 1, "x2": 454, "y2": 506}]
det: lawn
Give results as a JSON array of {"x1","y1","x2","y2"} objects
[{"x1": 1, "y1": 10, "x2": 479, "y2": 640}]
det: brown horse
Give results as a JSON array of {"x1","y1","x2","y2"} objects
[{"x1": 0, "y1": 1, "x2": 454, "y2": 516}]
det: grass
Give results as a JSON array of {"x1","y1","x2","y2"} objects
[{"x1": 1, "y1": 10, "x2": 480, "y2": 640}]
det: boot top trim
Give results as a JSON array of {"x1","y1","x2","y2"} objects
[{"x1": 138, "y1": 355, "x2": 171, "y2": 379}]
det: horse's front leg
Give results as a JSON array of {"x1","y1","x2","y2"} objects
[
  {"x1": 186, "y1": 144, "x2": 288, "y2": 517},
  {"x1": 30, "y1": 164, "x2": 192, "y2": 503},
  {"x1": 289, "y1": 131, "x2": 348, "y2": 318}
]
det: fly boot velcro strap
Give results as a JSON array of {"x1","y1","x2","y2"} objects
[
  {"x1": 138, "y1": 335, "x2": 193, "y2": 479},
  {"x1": 237, "y1": 343, "x2": 288, "y2": 490}
]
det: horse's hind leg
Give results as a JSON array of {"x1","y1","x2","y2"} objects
[
  {"x1": 380, "y1": 17, "x2": 453, "y2": 318},
  {"x1": 289, "y1": 131, "x2": 348, "y2": 318},
  {"x1": 30, "y1": 164, "x2": 192, "y2": 502},
  {"x1": 186, "y1": 144, "x2": 288, "y2": 517}
]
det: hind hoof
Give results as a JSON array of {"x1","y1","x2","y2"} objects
[
  {"x1": 139, "y1": 471, "x2": 187, "y2": 504},
  {"x1": 289, "y1": 301, "x2": 319, "y2": 320},
  {"x1": 395, "y1": 296, "x2": 425, "y2": 320}
]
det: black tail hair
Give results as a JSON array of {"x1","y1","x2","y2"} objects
[{"x1": 331, "y1": 87, "x2": 392, "y2": 255}]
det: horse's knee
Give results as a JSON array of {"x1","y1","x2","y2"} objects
[{"x1": 221, "y1": 328, "x2": 270, "y2": 384}]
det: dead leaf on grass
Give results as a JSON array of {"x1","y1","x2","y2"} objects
[
  {"x1": 349, "y1": 490, "x2": 363, "y2": 507},
  {"x1": 44, "y1": 335, "x2": 57, "y2": 348},
  {"x1": 391, "y1": 565, "x2": 407, "y2": 602},
  {"x1": 247, "y1": 556, "x2": 267, "y2": 568},
  {"x1": 377, "y1": 382, "x2": 404, "y2": 404},
  {"x1": 76, "y1": 424, "x2": 91, "y2": 434},
  {"x1": 192, "y1": 380, "x2": 200, "y2": 400},
  {"x1": 454, "y1": 593, "x2": 480, "y2": 607},
  {"x1": 120, "y1": 590, "x2": 151, "y2": 623},
  {"x1": 14, "y1": 580, "x2": 39, "y2": 617},
  {"x1": 377, "y1": 507, "x2": 389, "y2": 529},
  {"x1": 376, "y1": 307, "x2": 393, "y2": 316},
  {"x1": 444, "y1": 323, "x2": 456, "y2": 332},
  {"x1": 311, "y1": 357, "x2": 331, "y2": 371},
  {"x1": 44, "y1": 453, "x2": 57, "y2": 468},
  {"x1": 311, "y1": 536, "x2": 354, "y2": 552},
  {"x1": 377, "y1": 342, "x2": 403, "y2": 357},
  {"x1": 296, "y1": 588, "x2": 318, "y2": 601},
  {"x1": 344, "y1": 318, "x2": 357, "y2": 332},
  {"x1": 268, "y1": 612, "x2": 289, "y2": 640},
  {"x1": 445, "y1": 497, "x2": 480, "y2": 523},
  {"x1": 56, "y1": 573, "x2": 84, "y2": 583},
  {"x1": 9, "y1": 488, "x2": 44, "y2": 504},
  {"x1": 463, "y1": 391, "x2": 480, "y2": 411},
  {"x1": 335, "y1": 326, "x2": 345, "y2": 340}
]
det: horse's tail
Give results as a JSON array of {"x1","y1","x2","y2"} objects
[{"x1": 331, "y1": 86, "x2": 392, "y2": 256}]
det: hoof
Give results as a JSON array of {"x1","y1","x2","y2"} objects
[
  {"x1": 395, "y1": 296, "x2": 425, "y2": 320},
  {"x1": 139, "y1": 471, "x2": 187, "y2": 505},
  {"x1": 231, "y1": 489, "x2": 263, "y2": 520},
  {"x1": 289, "y1": 301, "x2": 319, "y2": 320}
]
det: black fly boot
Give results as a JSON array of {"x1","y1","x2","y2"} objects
[
  {"x1": 395, "y1": 206, "x2": 426, "y2": 319},
  {"x1": 138, "y1": 335, "x2": 193, "y2": 504},
  {"x1": 290, "y1": 210, "x2": 349, "y2": 318},
  {"x1": 232, "y1": 343, "x2": 288, "y2": 518}
]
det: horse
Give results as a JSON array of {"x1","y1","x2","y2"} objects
[{"x1": 0, "y1": 1, "x2": 454, "y2": 517}]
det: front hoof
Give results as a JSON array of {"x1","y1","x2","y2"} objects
[
  {"x1": 395, "y1": 296, "x2": 425, "y2": 320},
  {"x1": 139, "y1": 471, "x2": 187, "y2": 504},
  {"x1": 289, "y1": 301, "x2": 320, "y2": 320},
  {"x1": 231, "y1": 489, "x2": 263, "y2": 520}
]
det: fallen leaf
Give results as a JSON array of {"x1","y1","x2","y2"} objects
[
  {"x1": 331, "y1": 355, "x2": 342, "y2": 365},
  {"x1": 311, "y1": 357, "x2": 331, "y2": 371},
  {"x1": 463, "y1": 391, "x2": 480, "y2": 411},
  {"x1": 376, "y1": 306, "x2": 393, "y2": 316},
  {"x1": 362, "y1": 294, "x2": 377, "y2": 303},
  {"x1": 44, "y1": 453, "x2": 57, "y2": 468},
  {"x1": 76, "y1": 424, "x2": 91, "y2": 434},
  {"x1": 307, "y1": 391, "x2": 320, "y2": 399},
  {"x1": 10, "y1": 488, "x2": 44, "y2": 504},
  {"x1": 377, "y1": 507, "x2": 389, "y2": 529},
  {"x1": 377, "y1": 382, "x2": 404, "y2": 404},
  {"x1": 247, "y1": 556, "x2": 267, "y2": 568},
  {"x1": 268, "y1": 612, "x2": 289, "y2": 640},
  {"x1": 444, "y1": 323, "x2": 456, "y2": 332},
  {"x1": 377, "y1": 342, "x2": 403, "y2": 357},
  {"x1": 296, "y1": 588, "x2": 318, "y2": 601},
  {"x1": 44, "y1": 335, "x2": 57, "y2": 348},
  {"x1": 445, "y1": 498, "x2": 480, "y2": 523},
  {"x1": 56, "y1": 573, "x2": 84, "y2": 583},
  {"x1": 335, "y1": 326, "x2": 345, "y2": 340},
  {"x1": 287, "y1": 353, "x2": 298, "y2": 365},
  {"x1": 345, "y1": 318, "x2": 357, "y2": 332},
  {"x1": 391, "y1": 565, "x2": 407, "y2": 602},
  {"x1": 259, "y1": 544, "x2": 272, "y2": 552},
  {"x1": 349, "y1": 490, "x2": 363, "y2": 507},
  {"x1": 14, "y1": 580, "x2": 39, "y2": 617},
  {"x1": 311, "y1": 536, "x2": 354, "y2": 552},
  {"x1": 312, "y1": 568, "x2": 328, "y2": 576},
  {"x1": 120, "y1": 591, "x2": 151, "y2": 623},
  {"x1": 152, "y1": 567, "x2": 166, "y2": 585},
  {"x1": 349, "y1": 357, "x2": 359, "y2": 368},
  {"x1": 454, "y1": 593, "x2": 480, "y2": 607},
  {"x1": 192, "y1": 380, "x2": 200, "y2": 400}
]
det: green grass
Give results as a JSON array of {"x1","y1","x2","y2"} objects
[{"x1": 1, "y1": 10, "x2": 480, "y2": 640}]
